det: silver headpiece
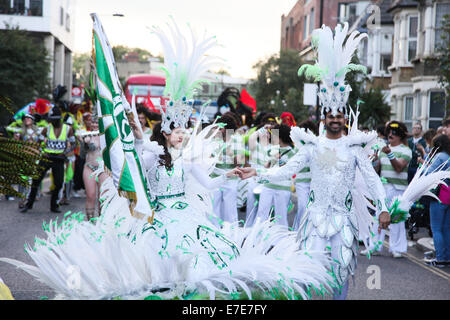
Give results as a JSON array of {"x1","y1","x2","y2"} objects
[
  {"x1": 298, "y1": 22, "x2": 368, "y2": 118},
  {"x1": 152, "y1": 19, "x2": 220, "y2": 134}
]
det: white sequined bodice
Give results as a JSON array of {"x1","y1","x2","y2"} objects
[
  {"x1": 308, "y1": 136, "x2": 357, "y2": 212},
  {"x1": 148, "y1": 157, "x2": 185, "y2": 198}
]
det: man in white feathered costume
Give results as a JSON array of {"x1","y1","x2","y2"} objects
[{"x1": 238, "y1": 23, "x2": 392, "y2": 300}]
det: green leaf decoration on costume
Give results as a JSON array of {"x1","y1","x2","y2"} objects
[
  {"x1": 297, "y1": 64, "x2": 325, "y2": 82},
  {"x1": 388, "y1": 198, "x2": 409, "y2": 224},
  {"x1": 335, "y1": 63, "x2": 367, "y2": 78}
]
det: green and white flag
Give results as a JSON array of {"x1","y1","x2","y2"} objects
[{"x1": 91, "y1": 13, "x2": 155, "y2": 222}]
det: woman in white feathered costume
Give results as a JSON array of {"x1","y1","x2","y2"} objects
[{"x1": 0, "y1": 17, "x2": 335, "y2": 300}]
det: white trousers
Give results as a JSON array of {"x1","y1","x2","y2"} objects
[
  {"x1": 304, "y1": 225, "x2": 352, "y2": 300},
  {"x1": 371, "y1": 184, "x2": 408, "y2": 253},
  {"x1": 292, "y1": 182, "x2": 310, "y2": 231},
  {"x1": 255, "y1": 186, "x2": 291, "y2": 226},
  {"x1": 213, "y1": 180, "x2": 239, "y2": 224},
  {"x1": 245, "y1": 178, "x2": 260, "y2": 226}
]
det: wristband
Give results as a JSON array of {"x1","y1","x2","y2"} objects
[{"x1": 387, "y1": 152, "x2": 395, "y2": 160}]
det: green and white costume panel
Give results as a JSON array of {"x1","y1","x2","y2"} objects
[
  {"x1": 245, "y1": 140, "x2": 271, "y2": 226},
  {"x1": 211, "y1": 134, "x2": 243, "y2": 224},
  {"x1": 293, "y1": 146, "x2": 312, "y2": 230},
  {"x1": 257, "y1": 130, "x2": 389, "y2": 287},
  {"x1": 254, "y1": 145, "x2": 297, "y2": 226}
]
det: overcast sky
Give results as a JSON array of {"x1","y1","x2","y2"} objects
[{"x1": 73, "y1": 0, "x2": 298, "y2": 79}]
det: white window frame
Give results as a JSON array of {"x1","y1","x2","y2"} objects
[
  {"x1": 407, "y1": 15, "x2": 418, "y2": 62},
  {"x1": 428, "y1": 90, "x2": 446, "y2": 129},
  {"x1": 309, "y1": 8, "x2": 315, "y2": 35},
  {"x1": 404, "y1": 95, "x2": 414, "y2": 131},
  {"x1": 415, "y1": 91, "x2": 421, "y2": 118},
  {"x1": 303, "y1": 14, "x2": 309, "y2": 40},
  {"x1": 433, "y1": 2, "x2": 450, "y2": 53}
]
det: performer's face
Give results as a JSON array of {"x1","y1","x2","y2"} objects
[
  {"x1": 325, "y1": 112, "x2": 345, "y2": 134},
  {"x1": 166, "y1": 127, "x2": 185, "y2": 149},
  {"x1": 24, "y1": 117, "x2": 33, "y2": 127},
  {"x1": 138, "y1": 113, "x2": 147, "y2": 127}
]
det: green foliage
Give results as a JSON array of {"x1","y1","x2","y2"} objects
[
  {"x1": 111, "y1": 45, "x2": 155, "y2": 62},
  {"x1": 250, "y1": 50, "x2": 309, "y2": 122},
  {"x1": 73, "y1": 52, "x2": 91, "y2": 84},
  {"x1": 0, "y1": 24, "x2": 51, "y2": 124},
  {"x1": 358, "y1": 87, "x2": 392, "y2": 129}
]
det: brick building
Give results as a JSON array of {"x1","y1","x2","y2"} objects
[{"x1": 281, "y1": 0, "x2": 370, "y2": 61}]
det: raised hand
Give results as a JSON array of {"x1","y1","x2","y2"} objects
[{"x1": 128, "y1": 115, "x2": 143, "y2": 140}]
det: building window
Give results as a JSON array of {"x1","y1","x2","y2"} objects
[
  {"x1": 60, "y1": 7, "x2": 64, "y2": 26},
  {"x1": 303, "y1": 15, "x2": 308, "y2": 40},
  {"x1": 415, "y1": 91, "x2": 421, "y2": 118},
  {"x1": 435, "y1": 3, "x2": 450, "y2": 50},
  {"x1": 309, "y1": 8, "x2": 314, "y2": 35},
  {"x1": 404, "y1": 96, "x2": 414, "y2": 131},
  {"x1": 429, "y1": 91, "x2": 446, "y2": 129},
  {"x1": 0, "y1": 0, "x2": 41, "y2": 16},
  {"x1": 66, "y1": 14, "x2": 70, "y2": 31},
  {"x1": 407, "y1": 16, "x2": 418, "y2": 62},
  {"x1": 380, "y1": 54, "x2": 391, "y2": 73},
  {"x1": 338, "y1": 2, "x2": 360, "y2": 26},
  {"x1": 30, "y1": 0, "x2": 42, "y2": 16}
]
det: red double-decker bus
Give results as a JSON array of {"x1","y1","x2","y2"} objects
[{"x1": 124, "y1": 74, "x2": 167, "y2": 113}]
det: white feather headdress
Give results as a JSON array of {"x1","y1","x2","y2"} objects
[
  {"x1": 152, "y1": 19, "x2": 220, "y2": 134},
  {"x1": 298, "y1": 22, "x2": 368, "y2": 119}
]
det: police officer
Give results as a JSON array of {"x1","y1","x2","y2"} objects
[{"x1": 21, "y1": 107, "x2": 75, "y2": 213}]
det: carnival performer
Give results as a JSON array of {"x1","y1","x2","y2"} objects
[
  {"x1": 210, "y1": 113, "x2": 242, "y2": 224},
  {"x1": 58, "y1": 114, "x2": 77, "y2": 206},
  {"x1": 237, "y1": 23, "x2": 392, "y2": 300},
  {"x1": 136, "y1": 104, "x2": 160, "y2": 141},
  {"x1": 10, "y1": 114, "x2": 42, "y2": 207},
  {"x1": 244, "y1": 113, "x2": 276, "y2": 226},
  {"x1": 0, "y1": 15, "x2": 335, "y2": 301},
  {"x1": 364, "y1": 121, "x2": 411, "y2": 258},
  {"x1": 253, "y1": 123, "x2": 297, "y2": 227},
  {"x1": 20, "y1": 106, "x2": 76, "y2": 213},
  {"x1": 79, "y1": 114, "x2": 106, "y2": 222}
]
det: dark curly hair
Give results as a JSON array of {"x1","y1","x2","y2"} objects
[
  {"x1": 298, "y1": 120, "x2": 319, "y2": 136},
  {"x1": 432, "y1": 134, "x2": 450, "y2": 156},
  {"x1": 216, "y1": 114, "x2": 238, "y2": 131},
  {"x1": 150, "y1": 122, "x2": 175, "y2": 169},
  {"x1": 273, "y1": 123, "x2": 294, "y2": 148},
  {"x1": 385, "y1": 121, "x2": 408, "y2": 141},
  {"x1": 257, "y1": 112, "x2": 277, "y2": 129}
]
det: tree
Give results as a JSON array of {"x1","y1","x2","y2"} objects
[
  {"x1": 73, "y1": 52, "x2": 91, "y2": 85},
  {"x1": 0, "y1": 24, "x2": 51, "y2": 124},
  {"x1": 250, "y1": 50, "x2": 309, "y2": 122},
  {"x1": 111, "y1": 45, "x2": 154, "y2": 62}
]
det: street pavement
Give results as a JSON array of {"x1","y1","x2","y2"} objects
[{"x1": 0, "y1": 187, "x2": 449, "y2": 300}]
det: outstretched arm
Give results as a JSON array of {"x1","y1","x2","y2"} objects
[
  {"x1": 239, "y1": 145, "x2": 310, "y2": 183},
  {"x1": 188, "y1": 163, "x2": 240, "y2": 189},
  {"x1": 354, "y1": 146, "x2": 390, "y2": 231}
]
